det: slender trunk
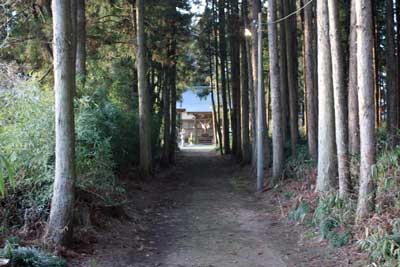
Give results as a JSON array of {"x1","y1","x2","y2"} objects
[
  {"x1": 44, "y1": 0, "x2": 76, "y2": 246},
  {"x1": 240, "y1": 0, "x2": 251, "y2": 164},
  {"x1": 169, "y1": 62, "x2": 177, "y2": 164},
  {"x1": 207, "y1": 0, "x2": 223, "y2": 154},
  {"x1": 136, "y1": 0, "x2": 152, "y2": 175},
  {"x1": 218, "y1": 0, "x2": 231, "y2": 154},
  {"x1": 70, "y1": 0, "x2": 77, "y2": 97},
  {"x1": 386, "y1": 0, "x2": 398, "y2": 144},
  {"x1": 316, "y1": 0, "x2": 336, "y2": 192},
  {"x1": 283, "y1": 0, "x2": 298, "y2": 157},
  {"x1": 250, "y1": 0, "x2": 261, "y2": 170},
  {"x1": 328, "y1": 0, "x2": 350, "y2": 197},
  {"x1": 372, "y1": 0, "x2": 380, "y2": 128},
  {"x1": 355, "y1": 0, "x2": 376, "y2": 221},
  {"x1": 246, "y1": 37, "x2": 256, "y2": 163},
  {"x1": 268, "y1": 0, "x2": 283, "y2": 180},
  {"x1": 278, "y1": 1, "x2": 289, "y2": 144},
  {"x1": 250, "y1": 0, "x2": 269, "y2": 171},
  {"x1": 161, "y1": 66, "x2": 171, "y2": 167},
  {"x1": 76, "y1": 0, "x2": 86, "y2": 90},
  {"x1": 304, "y1": 0, "x2": 317, "y2": 161},
  {"x1": 228, "y1": 0, "x2": 241, "y2": 159},
  {"x1": 348, "y1": 0, "x2": 360, "y2": 156},
  {"x1": 397, "y1": 0, "x2": 400, "y2": 128},
  {"x1": 256, "y1": 12, "x2": 265, "y2": 192},
  {"x1": 212, "y1": 0, "x2": 224, "y2": 154}
]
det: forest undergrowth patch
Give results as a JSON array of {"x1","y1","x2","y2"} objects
[{"x1": 273, "y1": 143, "x2": 400, "y2": 266}]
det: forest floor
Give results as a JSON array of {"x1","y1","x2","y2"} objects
[{"x1": 71, "y1": 147, "x2": 363, "y2": 267}]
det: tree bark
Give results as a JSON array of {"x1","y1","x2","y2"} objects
[
  {"x1": 218, "y1": 0, "x2": 231, "y2": 154},
  {"x1": 355, "y1": 0, "x2": 376, "y2": 221},
  {"x1": 70, "y1": 0, "x2": 77, "y2": 96},
  {"x1": 328, "y1": 0, "x2": 350, "y2": 197},
  {"x1": 240, "y1": 0, "x2": 251, "y2": 164},
  {"x1": 136, "y1": 0, "x2": 152, "y2": 176},
  {"x1": 44, "y1": 0, "x2": 76, "y2": 247},
  {"x1": 249, "y1": 0, "x2": 269, "y2": 171},
  {"x1": 303, "y1": 0, "x2": 317, "y2": 161},
  {"x1": 246, "y1": 35, "x2": 256, "y2": 164},
  {"x1": 348, "y1": 0, "x2": 360, "y2": 156},
  {"x1": 212, "y1": 0, "x2": 224, "y2": 154},
  {"x1": 386, "y1": 0, "x2": 398, "y2": 144},
  {"x1": 372, "y1": 0, "x2": 380, "y2": 128},
  {"x1": 283, "y1": 0, "x2": 299, "y2": 157},
  {"x1": 228, "y1": 0, "x2": 241, "y2": 159},
  {"x1": 397, "y1": 0, "x2": 400, "y2": 128},
  {"x1": 268, "y1": 0, "x2": 283, "y2": 180},
  {"x1": 278, "y1": 1, "x2": 289, "y2": 144},
  {"x1": 316, "y1": 0, "x2": 336, "y2": 193},
  {"x1": 250, "y1": 0, "x2": 260, "y2": 170},
  {"x1": 169, "y1": 62, "x2": 177, "y2": 164},
  {"x1": 76, "y1": 0, "x2": 86, "y2": 90},
  {"x1": 161, "y1": 65, "x2": 171, "y2": 167},
  {"x1": 240, "y1": 44, "x2": 251, "y2": 164}
]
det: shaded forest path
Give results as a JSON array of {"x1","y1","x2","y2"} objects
[{"x1": 74, "y1": 148, "x2": 352, "y2": 267}]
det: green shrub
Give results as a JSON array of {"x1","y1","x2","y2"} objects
[
  {"x1": 313, "y1": 193, "x2": 355, "y2": 248},
  {"x1": 284, "y1": 143, "x2": 315, "y2": 180},
  {"x1": 357, "y1": 145, "x2": 400, "y2": 265},
  {"x1": 0, "y1": 153, "x2": 15, "y2": 197},
  {"x1": 0, "y1": 240, "x2": 66, "y2": 267},
  {"x1": 288, "y1": 200, "x2": 311, "y2": 223},
  {"x1": 358, "y1": 223, "x2": 400, "y2": 266},
  {"x1": 0, "y1": 82, "x2": 136, "y2": 227},
  {"x1": 0, "y1": 85, "x2": 55, "y2": 209},
  {"x1": 373, "y1": 146, "x2": 400, "y2": 213}
]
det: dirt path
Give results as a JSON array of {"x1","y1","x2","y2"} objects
[{"x1": 73, "y1": 148, "x2": 352, "y2": 267}]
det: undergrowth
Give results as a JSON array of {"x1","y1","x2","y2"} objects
[
  {"x1": 0, "y1": 80, "x2": 141, "y2": 235},
  {"x1": 358, "y1": 144, "x2": 400, "y2": 266},
  {"x1": 287, "y1": 192, "x2": 354, "y2": 248},
  {"x1": 284, "y1": 143, "x2": 315, "y2": 182},
  {"x1": 286, "y1": 137, "x2": 400, "y2": 265},
  {"x1": 0, "y1": 239, "x2": 66, "y2": 267}
]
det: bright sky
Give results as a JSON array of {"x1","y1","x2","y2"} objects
[
  {"x1": 177, "y1": 90, "x2": 213, "y2": 112},
  {"x1": 189, "y1": 0, "x2": 206, "y2": 24},
  {"x1": 190, "y1": 0, "x2": 206, "y2": 15}
]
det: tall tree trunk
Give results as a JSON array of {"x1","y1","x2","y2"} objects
[
  {"x1": 136, "y1": 0, "x2": 152, "y2": 176},
  {"x1": 70, "y1": 0, "x2": 77, "y2": 96},
  {"x1": 250, "y1": 0, "x2": 260, "y2": 170},
  {"x1": 218, "y1": 0, "x2": 231, "y2": 154},
  {"x1": 250, "y1": 0, "x2": 269, "y2": 171},
  {"x1": 348, "y1": 0, "x2": 360, "y2": 155},
  {"x1": 76, "y1": 0, "x2": 86, "y2": 90},
  {"x1": 44, "y1": 0, "x2": 76, "y2": 246},
  {"x1": 212, "y1": 0, "x2": 224, "y2": 155},
  {"x1": 304, "y1": 0, "x2": 317, "y2": 161},
  {"x1": 328, "y1": 0, "x2": 350, "y2": 197},
  {"x1": 397, "y1": 0, "x2": 400, "y2": 128},
  {"x1": 161, "y1": 66, "x2": 171, "y2": 167},
  {"x1": 316, "y1": 0, "x2": 336, "y2": 192},
  {"x1": 283, "y1": 0, "x2": 299, "y2": 157},
  {"x1": 169, "y1": 62, "x2": 177, "y2": 164},
  {"x1": 228, "y1": 0, "x2": 241, "y2": 159},
  {"x1": 386, "y1": 0, "x2": 398, "y2": 144},
  {"x1": 246, "y1": 33, "x2": 256, "y2": 163},
  {"x1": 371, "y1": 0, "x2": 381, "y2": 128},
  {"x1": 268, "y1": 0, "x2": 283, "y2": 180},
  {"x1": 355, "y1": 0, "x2": 376, "y2": 221},
  {"x1": 240, "y1": 0, "x2": 251, "y2": 164},
  {"x1": 278, "y1": 1, "x2": 289, "y2": 144}
]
